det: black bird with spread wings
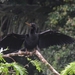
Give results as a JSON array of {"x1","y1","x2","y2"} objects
[{"x1": 0, "y1": 23, "x2": 74, "y2": 53}]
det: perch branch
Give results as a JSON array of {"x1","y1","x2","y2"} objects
[
  {"x1": 34, "y1": 50, "x2": 60, "y2": 75},
  {"x1": 3, "y1": 50, "x2": 34, "y2": 57},
  {"x1": 2, "y1": 50, "x2": 60, "y2": 75}
]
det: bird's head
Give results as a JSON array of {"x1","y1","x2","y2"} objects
[
  {"x1": 30, "y1": 23, "x2": 36, "y2": 29},
  {"x1": 25, "y1": 22, "x2": 38, "y2": 33}
]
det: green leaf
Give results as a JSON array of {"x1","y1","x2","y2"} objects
[
  {"x1": 27, "y1": 58, "x2": 42, "y2": 72},
  {"x1": 0, "y1": 62, "x2": 28, "y2": 75},
  {"x1": 12, "y1": 62, "x2": 28, "y2": 75},
  {"x1": 0, "y1": 54, "x2": 6, "y2": 62},
  {"x1": 61, "y1": 62, "x2": 75, "y2": 75}
]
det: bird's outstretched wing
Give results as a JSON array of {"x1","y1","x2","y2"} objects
[
  {"x1": 38, "y1": 30, "x2": 74, "y2": 48},
  {"x1": 0, "y1": 33, "x2": 25, "y2": 50}
]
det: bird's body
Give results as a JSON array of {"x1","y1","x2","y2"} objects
[
  {"x1": 25, "y1": 33, "x2": 39, "y2": 50},
  {"x1": 0, "y1": 23, "x2": 74, "y2": 53},
  {"x1": 24, "y1": 23, "x2": 39, "y2": 50}
]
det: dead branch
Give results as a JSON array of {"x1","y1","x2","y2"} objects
[
  {"x1": 34, "y1": 50, "x2": 60, "y2": 75},
  {"x1": 3, "y1": 50, "x2": 34, "y2": 57},
  {"x1": 2, "y1": 50, "x2": 60, "y2": 75}
]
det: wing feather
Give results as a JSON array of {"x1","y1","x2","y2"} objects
[
  {"x1": 38, "y1": 30, "x2": 74, "y2": 48},
  {"x1": 0, "y1": 33, "x2": 25, "y2": 50}
]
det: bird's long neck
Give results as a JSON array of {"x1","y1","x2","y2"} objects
[
  {"x1": 29, "y1": 28, "x2": 37, "y2": 40},
  {"x1": 30, "y1": 28, "x2": 36, "y2": 34}
]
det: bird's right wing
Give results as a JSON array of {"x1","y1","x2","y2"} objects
[
  {"x1": 38, "y1": 30, "x2": 74, "y2": 48},
  {"x1": 0, "y1": 33, "x2": 25, "y2": 50}
]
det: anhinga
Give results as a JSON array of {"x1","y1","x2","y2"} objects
[{"x1": 0, "y1": 23, "x2": 74, "y2": 53}]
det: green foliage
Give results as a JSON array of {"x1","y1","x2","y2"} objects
[
  {"x1": 12, "y1": 63, "x2": 28, "y2": 75},
  {"x1": 61, "y1": 62, "x2": 75, "y2": 75},
  {"x1": 0, "y1": 62, "x2": 28, "y2": 75},
  {"x1": 0, "y1": 54, "x2": 6, "y2": 63},
  {"x1": 46, "y1": 3, "x2": 75, "y2": 32},
  {"x1": 0, "y1": 54, "x2": 28, "y2": 75},
  {"x1": 43, "y1": 1, "x2": 75, "y2": 74},
  {"x1": 27, "y1": 58, "x2": 42, "y2": 72}
]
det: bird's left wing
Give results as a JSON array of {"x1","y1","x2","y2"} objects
[
  {"x1": 0, "y1": 33, "x2": 25, "y2": 50},
  {"x1": 38, "y1": 30, "x2": 74, "y2": 48}
]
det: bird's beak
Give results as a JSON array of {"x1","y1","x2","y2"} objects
[{"x1": 25, "y1": 22, "x2": 31, "y2": 26}]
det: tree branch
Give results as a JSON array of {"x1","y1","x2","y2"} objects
[
  {"x1": 3, "y1": 50, "x2": 33, "y2": 57},
  {"x1": 2, "y1": 50, "x2": 60, "y2": 75},
  {"x1": 34, "y1": 50, "x2": 60, "y2": 75}
]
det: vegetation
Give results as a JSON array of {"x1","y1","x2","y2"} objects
[
  {"x1": 0, "y1": 53, "x2": 28, "y2": 75},
  {"x1": 61, "y1": 62, "x2": 75, "y2": 75}
]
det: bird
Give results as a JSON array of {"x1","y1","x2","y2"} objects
[{"x1": 0, "y1": 22, "x2": 74, "y2": 53}]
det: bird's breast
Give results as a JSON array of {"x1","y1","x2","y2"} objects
[{"x1": 25, "y1": 34, "x2": 39, "y2": 50}]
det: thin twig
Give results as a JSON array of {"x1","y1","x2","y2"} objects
[{"x1": 4, "y1": 56, "x2": 16, "y2": 62}]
